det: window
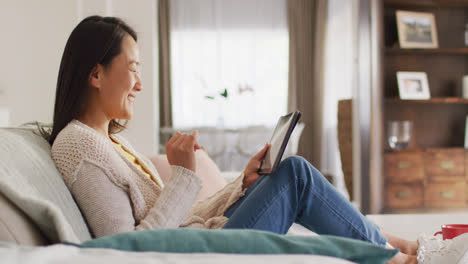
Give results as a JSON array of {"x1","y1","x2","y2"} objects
[{"x1": 170, "y1": 0, "x2": 288, "y2": 128}]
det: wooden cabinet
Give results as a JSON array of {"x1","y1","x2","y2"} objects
[
  {"x1": 379, "y1": 0, "x2": 468, "y2": 211},
  {"x1": 424, "y1": 149, "x2": 465, "y2": 181},
  {"x1": 385, "y1": 149, "x2": 467, "y2": 209},
  {"x1": 385, "y1": 151, "x2": 424, "y2": 183},
  {"x1": 424, "y1": 182, "x2": 466, "y2": 208},
  {"x1": 386, "y1": 182, "x2": 424, "y2": 208}
]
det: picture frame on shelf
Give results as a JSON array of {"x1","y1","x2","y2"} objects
[
  {"x1": 396, "y1": 10, "x2": 438, "y2": 49},
  {"x1": 396, "y1": 71, "x2": 430, "y2": 100}
]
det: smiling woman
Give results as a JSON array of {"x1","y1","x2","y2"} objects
[
  {"x1": 85, "y1": 35, "x2": 142, "y2": 124},
  {"x1": 49, "y1": 16, "x2": 139, "y2": 144},
  {"x1": 47, "y1": 15, "x2": 418, "y2": 264}
]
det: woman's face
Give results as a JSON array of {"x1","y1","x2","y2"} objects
[{"x1": 97, "y1": 34, "x2": 142, "y2": 120}]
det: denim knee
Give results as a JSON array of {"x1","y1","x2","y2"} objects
[
  {"x1": 280, "y1": 156, "x2": 312, "y2": 179},
  {"x1": 281, "y1": 156, "x2": 309, "y2": 168},
  {"x1": 280, "y1": 156, "x2": 325, "y2": 185}
]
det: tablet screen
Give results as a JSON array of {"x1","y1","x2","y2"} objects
[{"x1": 258, "y1": 111, "x2": 301, "y2": 174}]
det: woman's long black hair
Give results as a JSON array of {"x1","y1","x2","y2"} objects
[{"x1": 48, "y1": 16, "x2": 137, "y2": 145}]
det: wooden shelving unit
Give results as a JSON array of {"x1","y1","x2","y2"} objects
[
  {"x1": 384, "y1": 0, "x2": 468, "y2": 8},
  {"x1": 385, "y1": 48, "x2": 468, "y2": 55},
  {"x1": 378, "y1": 0, "x2": 468, "y2": 213},
  {"x1": 385, "y1": 97, "x2": 468, "y2": 104}
]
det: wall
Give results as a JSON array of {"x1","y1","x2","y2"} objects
[
  {"x1": 0, "y1": 0, "x2": 78, "y2": 126},
  {"x1": 0, "y1": 0, "x2": 160, "y2": 155}
]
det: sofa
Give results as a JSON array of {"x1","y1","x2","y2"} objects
[
  {"x1": 0, "y1": 123, "x2": 323, "y2": 246},
  {"x1": 0, "y1": 125, "x2": 352, "y2": 263},
  {"x1": 1, "y1": 124, "x2": 467, "y2": 263}
]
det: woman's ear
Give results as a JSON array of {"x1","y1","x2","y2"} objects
[{"x1": 89, "y1": 64, "x2": 103, "y2": 89}]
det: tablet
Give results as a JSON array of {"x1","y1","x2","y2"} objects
[{"x1": 258, "y1": 111, "x2": 302, "y2": 175}]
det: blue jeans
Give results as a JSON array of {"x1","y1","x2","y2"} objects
[{"x1": 223, "y1": 156, "x2": 387, "y2": 247}]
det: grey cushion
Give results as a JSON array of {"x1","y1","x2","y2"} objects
[
  {"x1": 0, "y1": 127, "x2": 92, "y2": 244},
  {"x1": 0, "y1": 192, "x2": 48, "y2": 245}
]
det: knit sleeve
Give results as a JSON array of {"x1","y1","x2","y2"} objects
[
  {"x1": 70, "y1": 160, "x2": 136, "y2": 238},
  {"x1": 137, "y1": 165, "x2": 202, "y2": 230},
  {"x1": 71, "y1": 161, "x2": 202, "y2": 238}
]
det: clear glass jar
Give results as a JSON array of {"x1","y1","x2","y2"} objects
[{"x1": 387, "y1": 120, "x2": 413, "y2": 150}]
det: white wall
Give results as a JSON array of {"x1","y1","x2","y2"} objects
[
  {"x1": 0, "y1": 0, "x2": 78, "y2": 126},
  {"x1": 0, "y1": 0, "x2": 160, "y2": 155}
]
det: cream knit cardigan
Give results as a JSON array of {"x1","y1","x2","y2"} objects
[{"x1": 51, "y1": 120, "x2": 246, "y2": 238}]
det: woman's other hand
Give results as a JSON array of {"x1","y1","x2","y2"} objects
[
  {"x1": 243, "y1": 143, "x2": 270, "y2": 189},
  {"x1": 166, "y1": 130, "x2": 201, "y2": 172}
]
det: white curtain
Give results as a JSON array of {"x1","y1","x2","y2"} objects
[
  {"x1": 321, "y1": 0, "x2": 358, "y2": 198},
  {"x1": 170, "y1": 0, "x2": 288, "y2": 129}
]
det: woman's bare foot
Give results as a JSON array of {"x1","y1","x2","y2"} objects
[
  {"x1": 383, "y1": 231, "x2": 419, "y2": 256},
  {"x1": 387, "y1": 252, "x2": 417, "y2": 264}
]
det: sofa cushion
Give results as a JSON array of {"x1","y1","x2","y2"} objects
[
  {"x1": 149, "y1": 150, "x2": 227, "y2": 201},
  {"x1": 77, "y1": 229, "x2": 398, "y2": 264},
  {"x1": 0, "y1": 127, "x2": 91, "y2": 244},
  {"x1": 0, "y1": 192, "x2": 48, "y2": 245}
]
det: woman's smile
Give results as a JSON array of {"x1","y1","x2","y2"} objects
[{"x1": 128, "y1": 93, "x2": 136, "y2": 102}]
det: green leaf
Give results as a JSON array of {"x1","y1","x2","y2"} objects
[{"x1": 220, "y1": 88, "x2": 228, "y2": 98}]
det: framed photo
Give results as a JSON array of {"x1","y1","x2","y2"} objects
[
  {"x1": 396, "y1": 10, "x2": 438, "y2": 49},
  {"x1": 396, "y1": 71, "x2": 430, "y2": 100}
]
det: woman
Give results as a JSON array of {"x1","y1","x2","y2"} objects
[{"x1": 50, "y1": 16, "x2": 417, "y2": 263}]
